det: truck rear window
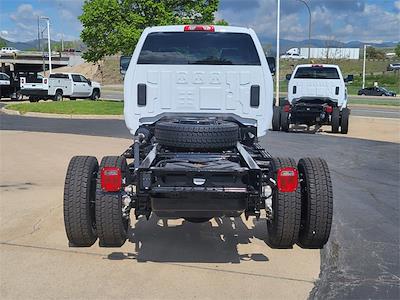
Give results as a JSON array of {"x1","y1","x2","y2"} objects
[
  {"x1": 294, "y1": 67, "x2": 340, "y2": 79},
  {"x1": 137, "y1": 32, "x2": 261, "y2": 65}
]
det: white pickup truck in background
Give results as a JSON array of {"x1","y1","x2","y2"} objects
[
  {"x1": 49, "y1": 73, "x2": 101, "y2": 101},
  {"x1": 20, "y1": 72, "x2": 101, "y2": 101},
  {"x1": 20, "y1": 72, "x2": 49, "y2": 102}
]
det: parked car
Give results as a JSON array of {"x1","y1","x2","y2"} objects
[
  {"x1": 63, "y1": 25, "x2": 333, "y2": 250},
  {"x1": 0, "y1": 72, "x2": 11, "y2": 99},
  {"x1": 274, "y1": 64, "x2": 350, "y2": 134},
  {"x1": 280, "y1": 53, "x2": 307, "y2": 59},
  {"x1": 0, "y1": 47, "x2": 20, "y2": 54},
  {"x1": 358, "y1": 86, "x2": 396, "y2": 97},
  {"x1": 0, "y1": 71, "x2": 22, "y2": 100},
  {"x1": 387, "y1": 63, "x2": 400, "y2": 71}
]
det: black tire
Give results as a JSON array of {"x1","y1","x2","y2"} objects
[
  {"x1": 64, "y1": 156, "x2": 98, "y2": 247},
  {"x1": 54, "y1": 90, "x2": 63, "y2": 101},
  {"x1": 96, "y1": 156, "x2": 130, "y2": 247},
  {"x1": 184, "y1": 218, "x2": 212, "y2": 223},
  {"x1": 267, "y1": 157, "x2": 301, "y2": 248},
  {"x1": 340, "y1": 108, "x2": 350, "y2": 134},
  {"x1": 272, "y1": 107, "x2": 281, "y2": 131},
  {"x1": 16, "y1": 91, "x2": 23, "y2": 101},
  {"x1": 331, "y1": 107, "x2": 340, "y2": 133},
  {"x1": 297, "y1": 158, "x2": 333, "y2": 249},
  {"x1": 29, "y1": 96, "x2": 39, "y2": 103},
  {"x1": 280, "y1": 111, "x2": 290, "y2": 132},
  {"x1": 90, "y1": 89, "x2": 100, "y2": 100},
  {"x1": 155, "y1": 119, "x2": 239, "y2": 150},
  {"x1": 70, "y1": 97, "x2": 76, "y2": 101}
]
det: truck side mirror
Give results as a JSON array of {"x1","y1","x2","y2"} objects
[
  {"x1": 286, "y1": 74, "x2": 292, "y2": 81},
  {"x1": 120, "y1": 56, "x2": 132, "y2": 75},
  {"x1": 344, "y1": 74, "x2": 353, "y2": 83},
  {"x1": 266, "y1": 57, "x2": 276, "y2": 76}
]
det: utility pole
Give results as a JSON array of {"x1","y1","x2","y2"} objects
[
  {"x1": 40, "y1": 17, "x2": 52, "y2": 74},
  {"x1": 37, "y1": 16, "x2": 40, "y2": 51},
  {"x1": 297, "y1": 0, "x2": 311, "y2": 61},
  {"x1": 362, "y1": 44, "x2": 369, "y2": 89},
  {"x1": 275, "y1": 0, "x2": 281, "y2": 107}
]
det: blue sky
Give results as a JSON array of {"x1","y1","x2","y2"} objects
[{"x1": 0, "y1": 0, "x2": 399, "y2": 43}]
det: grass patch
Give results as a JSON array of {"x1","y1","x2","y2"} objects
[
  {"x1": 348, "y1": 97, "x2": 400, "y2": 106},
  {"x1": 6, "y1": 100, "x2": 123, "y2": 115}
]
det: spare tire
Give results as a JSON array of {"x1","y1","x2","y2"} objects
[{"x1": 155, "y1": 118, "x2": 239, "y2": 150}]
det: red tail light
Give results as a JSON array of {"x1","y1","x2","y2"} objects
[
  {"x1": 277, "y1": 167, "x2": 298, "y2": 192},
  {"x1": 101, "y1": 167, "x2": 122, "y2": 192},
  {"x1": 283, "y1": 104, "x2": 291, "y2": 113},
  {"x1": 184, "y1": 25, "x2": 215, "y2": 32},
  {"x1": 325, "y1": 105, "x2": 333, "y2": 113}
]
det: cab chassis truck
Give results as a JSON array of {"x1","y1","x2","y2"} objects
[{"x1": 64, "y1": 25, "x2": 333, "y2": 249}]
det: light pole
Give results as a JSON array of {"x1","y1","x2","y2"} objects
[
  {"x1": 40, "y1": 16, "x2": 52, "y2": 74},
  {"x1": 297, "y1": 0, "x2": 311, "y2": 60},
  {"x1": 275, "y1": 0, "x2": 281, "y2": 107},
  {"x1": 362, "y1": 44, "x2": 370, "y2": 89}
]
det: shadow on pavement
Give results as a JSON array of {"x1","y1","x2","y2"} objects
[{"x1": 107, "y1": 215, "x2": 269, "y2": 264}]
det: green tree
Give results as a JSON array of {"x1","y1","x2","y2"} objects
[
  {"x1": 366, "y1": 46, "x2": 385, "y2": 59},
  {"x1": 395, "y1": 43, "x2": 400, "y2": 57},
  {"x1": 79, "y1": 0, "x2": 225, "y2": 62},
  {"x1": 0, "y1": 38, "x2": 7, "y2": 48}
]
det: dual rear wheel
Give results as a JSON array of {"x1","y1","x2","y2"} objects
[
  {"x1": 331, "y1": 107, "x2": 350, "y2": 134},
  {"x1": 267, "y1": 157, "x2": 333, "y2": 249},
  {"x1": 64, "y1": 154, "x2": 333, "y2": 249},
  {"x1": 64, "y1": 155, "x2": 130, "y2": 247}
]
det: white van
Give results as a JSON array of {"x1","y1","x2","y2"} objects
[{"x1": 272, "y1": 64, "x2": 350, "y2": 134}]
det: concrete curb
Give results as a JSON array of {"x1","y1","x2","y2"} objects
[{"x1": 1, "y1": 107, "x2": 124, "y2": 120}]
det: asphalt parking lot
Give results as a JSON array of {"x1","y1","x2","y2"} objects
[{"x1": 1, "y1": 112, "x2": 399, "y2": 299}]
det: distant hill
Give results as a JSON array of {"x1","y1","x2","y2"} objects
[
  {"x1": 0, "y1": 37, "x2": 86, "y2": 51},
  {"x1": 260, "y1": 37, "x2": 398, "y2": 55},
  {"x1": 1, "y1": 36, "x2": 397, "y2": 54}
]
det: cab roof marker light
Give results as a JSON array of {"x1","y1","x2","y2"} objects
[{"x1": 184, "y1": 25, "x2": 215, "y2": 32}]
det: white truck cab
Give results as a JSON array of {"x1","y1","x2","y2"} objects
[
  {"x1": 123, "y1": 25, "x2": 273, "y2": 137},
  {"x1": 288, "y1": 64, "x2": 347, "y2": 108},
  {"x1": 273, "y1": 64, "x2": 350, "y2": 134}
]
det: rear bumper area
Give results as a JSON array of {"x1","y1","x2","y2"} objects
[
  {"x1": 290, "y1": 105, "x2": 330, "y2": 125},
  {"x1": 150, "y1": 188, "x2": 247, "y2": 218},
  {"x1": 134, "y1": 148, "x2": 263, "y2": 218}
]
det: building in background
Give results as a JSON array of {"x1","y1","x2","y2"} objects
[{"x1": 281, "y1": 47, "x2": 360, "y2": 59}]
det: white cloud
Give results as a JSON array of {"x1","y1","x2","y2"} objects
[{"x1": 218, "y1": 0, "x2": 400, "y2": 43}]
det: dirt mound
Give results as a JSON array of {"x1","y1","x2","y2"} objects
[{"x1": 53, "y1": 57, "x2": 122, "y2": 85}]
